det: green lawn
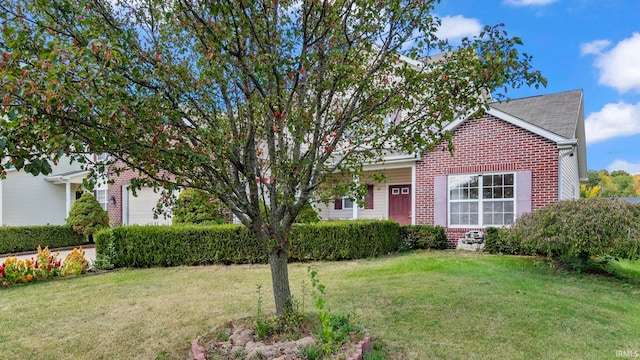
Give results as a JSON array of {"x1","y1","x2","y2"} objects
[{"x1": 1, "y1": 251, "x2": 639, "y2": 359}]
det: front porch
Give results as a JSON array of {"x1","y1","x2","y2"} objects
[
  {"x1": 45, "y1": 170, "x2": 89, "y2": 217},
  {"x1": 315, "y1": 155, "x2": 418, "y2": 225}
]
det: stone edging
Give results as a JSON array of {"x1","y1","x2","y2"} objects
[
  {"x1": 346, "y1": 332, "x2": 371, "y2": 360},
  {"x1": 190, "y1": 331, "x2": 371, "y2": 360},
  {"x1": 191, "y1": 338, "x2": 206, "y2": 360}
]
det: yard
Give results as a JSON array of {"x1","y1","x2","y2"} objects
[{"x1": 1, "y1": 251, "x2": 639, "y2": 359}]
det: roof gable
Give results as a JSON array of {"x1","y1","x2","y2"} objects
[
  {"x1": 490, "y1": 89, "x2": 583, "y2": 139},
  {"x1": 442, "y1": 89, "x2": 587, "y2": 181}
]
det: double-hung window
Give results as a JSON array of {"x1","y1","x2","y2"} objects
[
  {"x1": 96, "y1": 189, "x2": 108, "y2": 211},
  {"x1": 448, "y1": 173, "x2": 515, "y2": 227}
]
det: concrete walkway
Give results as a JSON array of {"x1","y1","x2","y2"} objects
[{"x1": 0, "y1": 245, "x2": 96, "y2": 265}]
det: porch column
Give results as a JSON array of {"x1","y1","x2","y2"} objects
[
  {"x1": 352, "y1": 176, "x2": 359, "y2": 220},
  {"x1": 65, "y1": 182, "x2": 71, "y2": 218}
]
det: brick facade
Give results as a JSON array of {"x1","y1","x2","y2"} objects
[
  {"x1": 414, "y1": 114, "x2": 559, "y2": 246},
  {"x1": 106, "y1": 162, "x2": 139, "y2": 226}
]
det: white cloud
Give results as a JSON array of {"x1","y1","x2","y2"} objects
[
  {"x1": 503, "y1": 0, "x2": 557, "y2": 6},
  {"x1": 585, "y1": 101, "x2": 640, "y2": 143},
  {"x1": 436, "y1": 15, "x2": 482, "y2": 41},
  {"x1": 594, "y1": 33, "x2": 640, "y2": 93},
  {"x1": 606, "y1": 159, "x2": 640, "y2": 175},
  {"x1": 580, "y1": 39, "x2": 611, "y2": 56}
]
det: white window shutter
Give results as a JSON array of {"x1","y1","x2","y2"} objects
[
  {"x1": 434, "y1": 176, "x2": 447, "y2": 226},
  {"x1": 515, "y1": 170, "x2": 532, "y2": 218}
]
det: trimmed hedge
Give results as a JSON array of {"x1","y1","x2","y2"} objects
[
  {"x1": 399, "y1": 225, "x2": 448, "y2": 251},
  {"x1": 0, "y1": 226, "x2": 89, "y2": 254},
  {"x1": 95, "y1": 225, "x2": 264, "y2": 267},
  {"x1": 95, "y1": 220, "x2": 402, "y2": 268},
  {"x1": 289, "y1": 220, "x2": 401, "y2": 261}
]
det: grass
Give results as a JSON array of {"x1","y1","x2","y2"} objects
[{"x1": 1, "y1": 251, "x2": 639, "y2": 359}]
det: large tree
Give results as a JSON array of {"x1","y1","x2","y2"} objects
[
  {"x1": 0, "y1": 0, "x2": 545, "y2": 313},
  {"x1": 581, "y1": 169, "x2": 640, "y2": 198}
]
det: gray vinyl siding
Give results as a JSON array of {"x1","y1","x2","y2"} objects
[{"x1": 560, "y1": 149, "x2": 580, "y2": 200}]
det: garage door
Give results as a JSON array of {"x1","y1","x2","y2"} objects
[{"x1": 124, "y1": 186, "x2": 173, "y2": 225}]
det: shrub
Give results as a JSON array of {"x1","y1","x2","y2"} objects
[
  {"x1": 0, "y1": 226, "x2": 88, "y2": 254},
  {"x1": 295, "y1": 202, "x2": 321, "y2": 224},
  {"x1": 95, "y1": 220, "x2": 401, "y2": 268},
  {"x1": 67, "y1": 193, "x2": 109, "y2": 241},
  {"x1": 93, "y1": 229, "x2": 118, "y2": 270},
  {"x1": 91, "y1": 237, "x2": 117, "y2": 270},
  {"x1": 289, "y1": 221, "x2": 401, "y2": 261},
  {"x1": 95, "y1": 225, "x2": 266, "y2": 267},
  {"x1": 486, "y1": 198, "x2": 640, "y2": 264},
  {"x1": 399, "y1": 225, "x2": 447, "y2": 251},
  {"x1": 483, "y1": 227, "x2": 533, "y2": 255},
  {"x1": 172, "y1": 188, "x2": 231, "y2": 225}
]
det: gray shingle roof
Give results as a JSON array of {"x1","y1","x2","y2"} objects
[{"x1": 490, "y1": 89, "x2": 583, "y2": 139}]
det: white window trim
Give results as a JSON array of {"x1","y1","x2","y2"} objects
[
  {"x1": 342, "y1": 197, "x2": 354, "y2": 209},
  {"x1": 96, "y1": 189, "x2": 108, "y2": 211},
  {"x1": 447, "y1": 172, "x2": 516, "y2": 228}
]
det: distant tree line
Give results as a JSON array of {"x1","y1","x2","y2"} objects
[{"x1": 581, "y1": 170, "x2": 640, "y2": 198}]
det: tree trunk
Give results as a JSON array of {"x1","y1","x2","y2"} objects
[{"x1": 269, "y1": 248, "x2": 292, "y2": 315}]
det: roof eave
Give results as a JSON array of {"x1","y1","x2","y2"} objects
[{"x1": 44, "y1": 170, "x2": 90, "y2": 184}]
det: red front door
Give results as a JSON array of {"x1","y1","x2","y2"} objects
[{"x1": 389, "y1": 185, "x2": 412, "y2": 225}]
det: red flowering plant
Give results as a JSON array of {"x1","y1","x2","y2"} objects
[
  {"x1": 0, "y1": 257, "x2": 34, "y2": 285},
  {"x1": 0, "y1": 246, "x2": 87, "y2": 286},
  {"x1": 32, "y1": 246, "x2": 62, "y2": 280}
]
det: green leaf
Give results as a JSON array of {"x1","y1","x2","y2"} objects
[
  {"x1": 7, "y1": 110, "x2": 18, "y2": 121},
  {"x1": 13, "y1": 158, "x2": 24, "y2": 170}
]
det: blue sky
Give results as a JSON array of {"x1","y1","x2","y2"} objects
[{"x1": 432, "y1": 0, "x2": 640, "y2": 174}]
